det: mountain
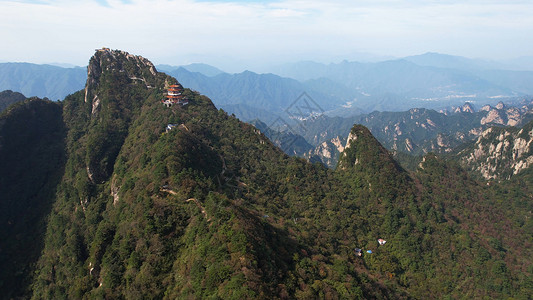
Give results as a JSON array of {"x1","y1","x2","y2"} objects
[
  {"x1": 166, "y1": 67, "x2": 347, "y2": 124},
  {"x1": 337, "y1": 126, "x2": 533, "y2": 298},
  {"x1": 181, "y1": 63, "x2": 225, "y2": 77},
  {"x1": 404, "y1": 53, "x2": 533, "y2": 95},
  {"x1": 0, "y1": 90, "x2": 26, "y2": 112},
  {"x1": 403, "y1": 52, "x2": 504, "y2": 71},
  {"x1": 273, "y1": 58, "x2": 529, "y2": 112},
  {"x1": 157, "y1": 63, "x2": 225, "y2": 77},
  {"x1": 0, "y1": 63, "x2": 86, "y2": 100},
  {"x1": 248, "y1": 119, "x2": 313, "y2": 156},
  {"x1": 289, "y1": 100, "x2": 533, "y2": 168},
  {"x1": 456, "y1": 120, "x2": 533, "y2": 180},
  {"x1": 24, "y1": 49, "x2": 401, "y2": 299},
  {"x1": 1, "y1": 49, "x2": 532, "y2": 299},
  {"x1": 2, "y1": 54, "x2": 533, "y2": 119}
]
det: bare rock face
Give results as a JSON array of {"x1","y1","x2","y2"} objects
[
  {"x1": 304, "y1": 135, "x2": 346, "y2": 168},
  {"x1": 84, "y1": 54, "x2": 102, "y2": 103},
  {"x1": 84, "y1": 48, "x2": 159, "y2": 109},
  {"x1": 459, "y1": 122, "x2": 533, "y2": 180},
  {"x1": 505, "y1": 107, "x2": 522, "y2": 126},
  {"x1": 480, "y1": 102, "x2": 531, "y2": 127},
  {"x1": 480, "y1": 104, "x2": 492, "y2": 112},
  {"x1": 453, "y1": 102, "x2": 475, "y2": 113},
  {"x1": 110, "y1": 175, "x2": 120, "y2": 206},
  {"x1": 481, "y1": 109, "x2": 505, "y2": 125},
  {"x1": 331, "y1": 136, "x2": 345, "y2": 153}
]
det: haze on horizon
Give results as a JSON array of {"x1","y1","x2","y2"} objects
[{"x1": 1, "y1": 0, "x2": 533, "y2": 72}]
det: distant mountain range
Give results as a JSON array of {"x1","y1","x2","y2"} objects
[
  {"x1": 259, "y1": 100, "x2": 533, "y2": 169},
  {"x1": 403, "y1": 52, "x2": 506, "y2": 71},
  {"x1": 272, "y1": 58, "x2": 533, "y2": 111},
  {"x1": 1, "y1": 52, "x2": 533, "y2": 121},
  {"x1": 157, "y1": 63, "x2": 225, "y2": 77},
  {"x1": 0, "y1": 63, "x2": 86, "y2": 100},
  {"x1": 164, "y1": 67, "x2": 350, "y2": 124}
]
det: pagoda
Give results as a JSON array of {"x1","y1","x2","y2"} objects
[{"x1": 163, "y1": 84, "x2": 188, "y2": 107}]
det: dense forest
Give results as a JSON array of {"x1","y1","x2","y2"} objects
[{"x1": 0, "y1": 49, "x2": 531, "y2": 299}]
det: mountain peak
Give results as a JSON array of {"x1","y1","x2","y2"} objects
[
  {"x1": 453, "y1": 102, "x2": 475, "y2": 113},
  {"x1": 459, "y1": 120, "x2": 533, "y2": 179},
  {"x1": 84, "y1": 48, "x2": 158, "y2": 103},
  {"x1": 80, "y1": 48, "x2": 175, "y2": 183},
  {"x1": 338, "y1": 124, "x2": 403, "y2": 174}
]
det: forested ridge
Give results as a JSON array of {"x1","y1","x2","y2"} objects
[
  {"x1": 0, "y1": 49, "x2": 531, "y2": 299},
  {"x1": 0, "y1": 90, "x2": 26, "y2": 113}
]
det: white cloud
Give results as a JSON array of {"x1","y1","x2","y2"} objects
[{"x1": 1, "y1": 0, "x2": 532, "y2": 69}]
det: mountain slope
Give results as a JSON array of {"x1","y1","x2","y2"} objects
[
  {"x1": 29, "y1": 49, "x2": 395, "y2": 299},
  {"x1": 1, "y1": 49, "x2": 531, "y2": 299},
  {"x1": 414, "y1": 154, "x2": 533, "y2": 297},
  {"x1": 457, "y1": 120, "x2": 533, "y2": 180},
  {"x1": 0, "y1": 90, "x2": 26, "y2": 112},
  {"x1": 0, "y1": 98, "x2": 66, "y2": 298},
  {"x1": 335, "y1": 125, "x2": 532, "y2": 298}
]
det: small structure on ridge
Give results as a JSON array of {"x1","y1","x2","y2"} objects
[{"x1": 163, "y1": 84, "x2": 188, "y2": 107}]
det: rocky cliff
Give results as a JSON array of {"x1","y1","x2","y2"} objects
[
  {"x1": 293, "y1": 100, "x2": 533, "y2": 168},
  {"x1": 459, "y1": 120, "x2": 533, "y2": 180}
]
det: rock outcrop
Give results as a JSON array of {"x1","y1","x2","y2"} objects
[{"x1": 459, "y1": 121, "x2": 533, "y2": 180}]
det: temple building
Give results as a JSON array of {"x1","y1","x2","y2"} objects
[{"x1": 163, "y1": 84, "x2": 188, "y2": 107}]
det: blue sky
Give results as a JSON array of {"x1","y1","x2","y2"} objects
[{"x1": 1, "y1": 0, "x2": 533, "y2": 71}]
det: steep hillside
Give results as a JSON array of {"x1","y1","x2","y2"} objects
[
  {"x1": 249, "y1": 119, "x2": 313, "y2": 156},
  {"x1": 0, "y1": 98, "x2": 66, "y2": 298},
  {"x1": 29, "y1": 49, "x2": 397, "y2": 299},
  {"x1": 414, "y1": 154, "x2": 533, "y2": 297},
  {"x1": 457, "y1": 120, "x2": 533, "y2": 180},
  {"x1": 335, "y1": 126, "x2": 532, "y2": 298},
  {"x1": 0, "y1": 90, "x2": 26, "y2": 112},
  {"x1": 1, "y1": 49, "x2": 531, "y2": 299}
]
